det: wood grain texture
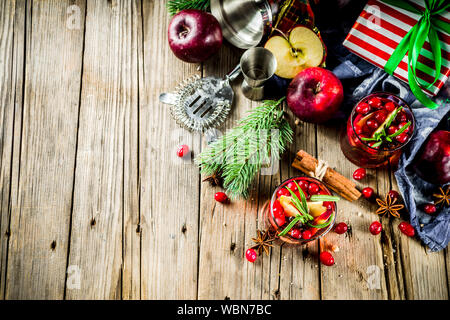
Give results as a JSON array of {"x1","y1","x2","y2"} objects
[
  {"x1": 317, "y1": 124, "x2": 388, "y2": 299},
  {"x1": 139, "y1": 0, "x2": 201, "y2": 299},
  {"x1": 0, "y1": 0, "x2": 25, "y2": 300},
  {"x1": 65, "y1": 0, "x2": 140, "y2": 300},
  {"x1": 0, "y1": 0, "x2": 447, "y2": 300},
  {"x1": 5, "y1": 0, "x2": 85, "y2": 299}
]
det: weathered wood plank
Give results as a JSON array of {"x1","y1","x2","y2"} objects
[
  {"x1": 276, "y1": 114, "x2": 320, "y2": 300},
  {"x1": 65, "y1": 0, "x2": 140, "y2": 300},
  {"x1": 5, "y1": 0, "x2": 85, "y2": 299},
  {"x1": 139, "y1": 0, "x2": 200, "y2": 299},
  {"x1": 197, "y1": 45, "x2": 258, "y2": 300},
  {"x1": 388, "y1": 173, "x2": 448, "y2": 300},
  {"x1": 317, "y1": 124, "x2": 388, "y2": 299},
  {"x1": 0, "y1": 0, "x2": 26, "y2": 300}
]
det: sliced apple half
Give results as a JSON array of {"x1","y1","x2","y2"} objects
[
  {"x1": 307, "y1": 201, "x2": 327, "y2": 218},
  {"x1": 279, "y1": 195, "x2": 300, "y2": 218},
  {"x1": 264, "y1": 26, "x2": 324, "y2": 79}
]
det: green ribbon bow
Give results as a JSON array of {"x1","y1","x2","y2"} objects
[{"x1": 382, "y1": 0, "x2": 450, "y2": 109}]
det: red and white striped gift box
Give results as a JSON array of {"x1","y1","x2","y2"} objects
[{"x1": 343, "y1": 0, "x2": 450, "y2": 97}]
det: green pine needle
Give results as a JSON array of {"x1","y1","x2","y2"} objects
[
  {"x1": 195, "y1": 98, "x2": 293, "y2": 199},
  {"x1": 167, "y1": 0, "x2": 210, "y2": 15}
]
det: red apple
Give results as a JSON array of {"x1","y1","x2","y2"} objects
[
  {"x1": 413, "y1": 130, "x2": 450, "y2": 185},
  {"x1": 168, "y1": 9, "x2": 222, "y2": 63},
  {"x1": 287, "y1": 67, "x2": 344, "y2": 123}
]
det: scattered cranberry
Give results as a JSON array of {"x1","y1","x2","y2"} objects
[
  {"x1": 424, "y1": 203, "x2": 437, "y2": 215},
  {"x1": 362, "y1": 187, "x2": 374, "y2": 199},
  {"x1": 286, "y1": 182, "x2": 298, "y2": 191},
  {"x1": 245, "y1": 249, "x2": 257, "y2": 263},
  {"x1": 353, "y1": 168, "x2": 366, "y2": 180},
  {"x1": 398, "y1": 222, "x2": 415, "y2": 237},
  {"x1": 385, "y1": 101, "x2": 396, "y2": 112},
  {"x1": 176, "y1": 144, "x2": 189, "y2": 158},
  {"x1": 320, "y1": 252, "x2": 335, "y2": 266},
  {"x1": 368, "y1": 97, "x2": 382, "y2": 109},
  {"x1": 395, "y1": 133, "x2": 409, "y2": 144},
  {"x1": 356, "y1": 102, "x2": 371, "y2": 115},
  {"x1": 290, "y1": 228, "x2": 302, "y2": 239},
  {"x1": 277, "y1": 188, "x2": 290, "y2": 198},
  {"x1": 334, "y1": 222, "x2": 348, "y2": 234},
  {"x1": 308, "y1": 183, "x2": 320, "y2": 195},
  {"x1": 214, "y1": 192, "x2": 229, "y2": 203},
  {"x1": 275, "y1": 215, "x2": 286, "y2": 227},
  {"x1": 366, "y1": 119, "x2": 379, "y2": 130},
  {"x1": 387, "y1": 125, "x2": 398, "y2": 135},
  {"x1": 388, "y1": 190, "x2": 399, "y2": 200},
  {"x1": 272, "y1": 200, "x2": 285, "y2": 218},
  {"x1": 369, "y1": 221, "x2": 382, "y2": 235},
  {"x1": 302, "y1": 230, "x2": 312, "y2": 240}
]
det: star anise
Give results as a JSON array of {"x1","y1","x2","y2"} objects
[
  {"x1": 202, "y1": 172, "x2": 222, "y2": 187},
  {"x1": 376, "y1": 193, "x2": 404, "y2": 218},
  {"x1": 433, "y1": 185, "x2": 450, "y2": 208},
  {"x1": 251, "y1": 228, "x2": 277, "y2": 256}
]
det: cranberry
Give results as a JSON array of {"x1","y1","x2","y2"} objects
[
  {"x1": 395, "y1": 133, "x2": 409, "y2": 144},
  {"x1": 353, "y1": 168, "x2": 366, "y2": 180},
  {"x1": 277, "y1": 188, "x2": 290, "y2": 198},
  {"x1": 369, "y1": 221, "x2": 382, "y2": 235},
  {"x1": 297, "y1": 180, "x2": 309, "y2": 192},
  {"x1": 362, "y1": 187, "x2": 374, "y2": 199},
  {"x1": 356, "y1": 102, "x2": 371, "y2": 115},
  {"x1": 368, "y1": 97, "x2": 382, "y2": 109},
  {"x1": 286, "y1": 182, "x2": 298, "y2": 191},
  {"x1": 302, "y1": 230, "x2": 312, "y2": 240},
  {"x1": 385, "y1": 101, "x2": 396, "y2": 112},
  {"x1": 214, "y1": 192, "x2": 228, "y2": 203},
  {"x1": 334, "y1": 222, "x2": 348, "y2": 234},
  {"x1": 366, "y1": 119, "x2": 379, "y2": 130},
  {"x1": 354, "y1": 125, "x2": 363, "y2": 135},
  {"x1": 374, "y1": 111, "x2": 387, "y2": 124},
  {"x1": 323, "y1": 201, "x2": 334, "y2": 210},
  {"x1": 245, "y1": 249, "x2": 257, "y2": 263},
  {"x1": 398, "y1": 221, "x2": 409, "y2": 232},
  {"x1": 387, "y1": 125, "x2": 398, "y2": 135},
  {"x1": 388, "y1": 190, "x2": 399, "y2": 201},
  {"x1": 318, "y1": 190, "x2": 328, "y2": 195},
  {"x1": 290, "y1": 228, "x2": 302, "y2": 239},
  {"x1": 275, "y1": 215, "x2": 286, "y2": 227},
  {"x1": 398, "y1": 222, "x2": 415, "y2": 237},
  {"x1": 424, "y1": 203, "x2": 437, "y2": 215},
  {"x1": 397, "y1": 112, "x2": 408, "y2": 123},
  {"x1": 176, "y1": 144, "x2": 189, "y2": 158},
  {"x1": 272, "y1": 200, "x2": 285, "y2": 218},
  {"x1": 398, "y1": 122, "x2": 411, "y2": 134},
  {"x1": 320, "y1": 252, "x2": 335, "y2": 266},
  {"x1": 308, "y1": 183, "x2": 320, "y2": 195}
]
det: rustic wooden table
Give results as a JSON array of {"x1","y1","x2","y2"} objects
[{"x1": 0, "y1": 0, "x2": 448, "y2": 300}]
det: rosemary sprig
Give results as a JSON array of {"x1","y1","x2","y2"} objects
[
  {"x1": 278, "y1": 186, "x2": 313, "y2": 237},
  {"x1": 167, "y1": 0, "x2": 210, "y2": 15},
  {"x1": 195, "y1": 98, "x2": 293, "y2": 199},
  {"x1": 310, "y1": 195, "x2": 340, "y2": 202}
]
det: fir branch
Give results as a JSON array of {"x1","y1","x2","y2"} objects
[
  {"x1": 167, "y1": 0, "x2": 210, "y2": 16},
  {"x1": 195, "y1": 98, "x2": 293, "y2": 199}
]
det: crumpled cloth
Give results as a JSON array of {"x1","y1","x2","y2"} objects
[{"x1": 313, "y1": 0, "x2": 450, "y2": 251}]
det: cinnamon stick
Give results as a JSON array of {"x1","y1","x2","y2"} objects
[{"x1": 292, "y1": 150, "x2": 361, "y2": 201}]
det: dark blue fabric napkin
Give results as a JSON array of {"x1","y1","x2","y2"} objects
[{"x1": 313, "y1": 0, "x2": 450, "y2": 251}]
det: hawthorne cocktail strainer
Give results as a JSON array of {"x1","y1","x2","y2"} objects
[{"x1": 159, "y1": 65, "x2": 241, "y2": 132}]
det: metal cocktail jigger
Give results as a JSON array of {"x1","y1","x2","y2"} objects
[{"x1": 240, "y1": 47, "x2": 277, "y2": 101}]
